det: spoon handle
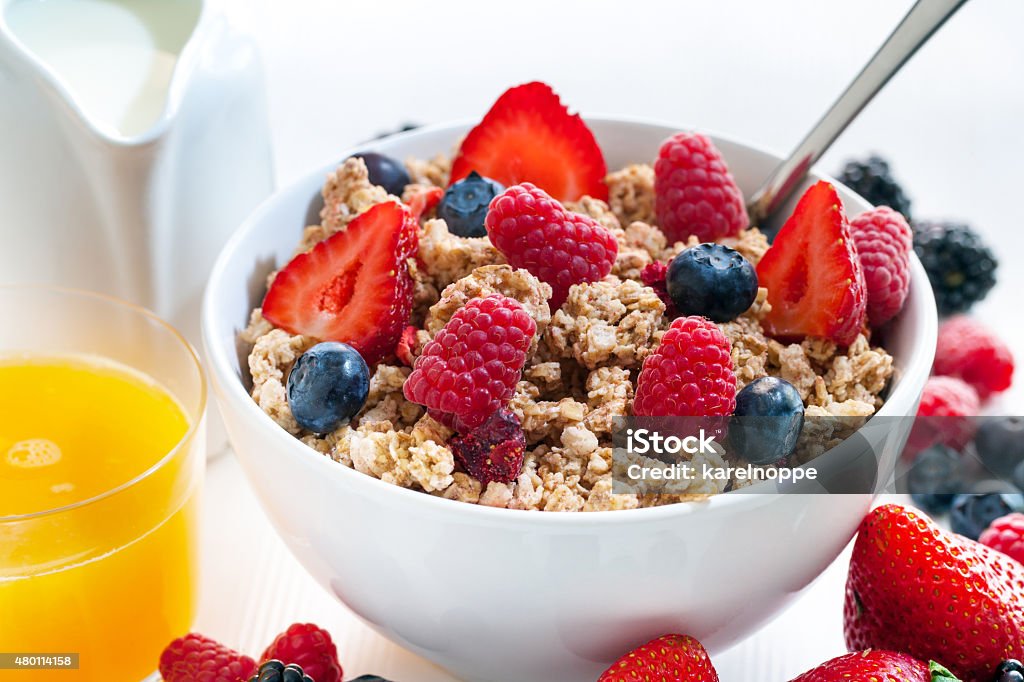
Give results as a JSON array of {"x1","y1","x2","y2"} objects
[{"x1": 747, "y1": 0, "x2": 969, "y2": 228}]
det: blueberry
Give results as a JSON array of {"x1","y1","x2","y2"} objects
[
  {"x1": 729, "y1": 377, "x2": 805, "y2": 464},
  {"x1": 997, "y1": 661, "x2": 1024, "y2": 681},
  {"x1": 950, "y1": 491, "x2": 1024, "y2": 540},
  {"x1": 437, "y1": 171, "x2": 504, "y2": 237},
  {"x1": 287, "y1": 342, "x2": 370, "y2": 434},
  {"x1": 349, "y1": 152, "x2": 411, "y2": 196},
  {"x1": 666, "y1": 243, "x2": 758, "y2": 322},
  {"x1": 905, "y1": 445, "x2": 961, "y2": 514},
  {"x1": 372, "y1": 122, "x2": 420, "y2": 140},
  {"x1": 976, "y1": 417, "x2": 1024, "y2": 478},
  {"x1": 349, "y1": 677, "x2": 395, "y2": 682},
  {"x1": 1014, "y1": 460, "x2": 1024, "y2": 492}
]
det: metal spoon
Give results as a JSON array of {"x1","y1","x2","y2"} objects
[{"x1": 746, "y1": 0, "x2": 970, "y2": 231}]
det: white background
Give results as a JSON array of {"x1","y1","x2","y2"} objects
[{"x1": 196, "y1": 1, "x2": 1024, "y2": 680}]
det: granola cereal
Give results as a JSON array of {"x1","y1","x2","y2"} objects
[
  {"x1": 240, "y1": 106, "x2": 899, "y2": 512},
  {"x1": 605, "y1": 163, "x2": 656, "y2": 226},
  {"x1": 541, "y1": 277, "x2": 665, "y2": 369}
]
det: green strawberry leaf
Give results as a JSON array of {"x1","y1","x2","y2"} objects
[{"x1": 929, "y1": 661, "x2": 961, "y2": 682}]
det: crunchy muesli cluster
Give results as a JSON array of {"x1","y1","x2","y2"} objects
[{"x1": 242, "y1": 154, "x2": 894, "y2": 511}]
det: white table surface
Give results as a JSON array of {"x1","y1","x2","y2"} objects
[{"x1": 194, "y1": 1, "x2": 1024, "y2": 679}]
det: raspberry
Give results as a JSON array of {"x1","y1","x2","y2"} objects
[
  {"x1": 907, "y1": 376, "x2": 980, "y2": 455},
  {"x1": 484, "y1": 182, "x2": 617, "y2": 309},
  {"x1": 654, "y1": 132, "x2": 748, "y2": 243},
  {"x1": 980, "y1": 513, "x2": 1024, "y2": 565},
  {"x1": 633, "y1": 316, "x2": 736, "y2": 417},
  {"x1": 849, "y1": 207, "x2": 912, "y2": 326},
  {"x1": 450, "y1": 407, "x2": 526, "y2": 485},
  {"x1": 159, "y1": 633, "x2": 257, "y2": 682},
  {"x1": 640, "y1": 261, "x2": 677, "y2": 316},
  {"x1": 260, "y1": 623, "x2": 343, "y2": 682},
  {"x1": 917, "y1": 375, "x2": 981, "y2": 418},
  {"x1": 403, "y1": 294, "x2": 536, "y2": 432},
  {"x1": 396, "y1": 325, "x2": 419, "y2": 367},
  {"x1": 934, "y1": 316, "x2": 1014, "y2": 399}
]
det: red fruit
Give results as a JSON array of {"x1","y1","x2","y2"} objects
[
  {"x1": 757, "y1": 181, "x2": 868, "y2": 346},
  {"x1": 789, "y1": 650, "x2": 959, "y2": 682},
  {"x1": 640, "y1": 260, "x2": 677, "y2": 316},
  {"x1": 844, "y1": 504, "x2": 1024, "y2": 681},
  {"x1": 934, "y1": 316, "x2": 1014, "y2": 399},
  {"x1": 917, "y1": 376, "x2": 980, "y2": 418},
  {"x1": 598, "y1": 634, "x2": 719, "y2": 682},
  {"x1": 449, "y1": 82, "x2": 608, "y2": 203},
  {"x1": 396, "y1": 325, "x2": 419, "y2": 368},
  {"x1": 904, "y1": 376, "x2": 980, "y2": 455},
  {"x1": 654, "y1": 132, "x2": 748, "y2": 243},
  {"x1": 262, "y1": 201, "x2": 417, "y2": 365},
  {"x1": 406, "y1": 185, "x2": 444, "y2": 221},
  {"x1": 980, "y1": 513, "x2": 1024, "y2": 565},
  {"x1": 403, "y1": 294, "x2": 536, "y2": 432},
  {"x1": 849, "y1": 207, "x2": 912, "y2": 326},
  {"x1": 633, "y1": 316, "x2": 736, "y2": 417},
  {"x1": 449, "y1": 407, "x2": 526, "y2": 485},
  {"x1": 260, "y1": 622, "x2": 343, "y2": 682},
  {"x1": 159, "y1": 633, "x2": 256, "y2": 682},
  {"x1": 485, "y1": 182, "x2": 618, "y2": 309}
]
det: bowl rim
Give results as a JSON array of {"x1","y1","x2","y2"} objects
[{"x1": 202, "y1": 116, "x2": 938, "y2": 527}]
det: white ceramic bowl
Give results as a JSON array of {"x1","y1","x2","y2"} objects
[{"x1": 202, "y1": 118, "x2": 937, "y2": 682}]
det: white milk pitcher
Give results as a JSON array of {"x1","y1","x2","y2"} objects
[{"x1": 0, "y1": 0, "x2": 273, "y2": 346}]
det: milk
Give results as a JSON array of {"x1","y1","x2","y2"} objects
[{"x1": 5, "y1": 0, "x2": 201, "y2": 137}]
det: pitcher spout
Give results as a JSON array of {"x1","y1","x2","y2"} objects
[{"x1": 1, "y1": 0, "x2": 205, "y2": 144}]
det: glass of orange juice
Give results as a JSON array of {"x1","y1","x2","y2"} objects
[{"x1": 0, "y1": 286, "x2": 205, "y2": 680}]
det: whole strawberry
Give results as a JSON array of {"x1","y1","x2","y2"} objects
[
  {"x1": 403, "y1": 294, "x2": 535, "y2": 432},
  {"x1": 654, "y1": 132, "x2": 748, "y2": 243},
  {"x1": 845, "y1": 504, "x2": 1024, "y2": 681},
  {"x1": 849, "y1": 207, "x2": 913, "y2": 326},
  {"x1": 789, "y1": 650, "x2": 960, "y2": 682},
  {"x1": 485, "y1": 182, "x2": 618, "y2": 309},
  {"x1": 260, "y1": 623, "x2": 343, "y2": 682},
  {"x1": 980, "y1": 513, "x2": 1024, "y2": 565},
  {"x1": 159, "y1": 632, "x2": 257, "y2": 682},
  {"x1": 933, "y1": 316, "x2": 1014, "y2": 400},
  {"x1": 633, "y1": 316, "x2": 736, "y2": 417},
  {"x1": 598, "y1": 634, "x2": 719, "y2": 682}
]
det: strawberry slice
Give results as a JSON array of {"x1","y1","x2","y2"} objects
[
  {"x1": 262, "y1": 201, "x2": 417, "y2": 364},
  {"x1": 757, "y1": 181, "x2": 867, "y2": 346},
  {"x1": 406, "y1": 185, "x2": 443, "y2": 221},
  {"x1": 449, "y1": 82, "x2": 607, "y2": 203}
]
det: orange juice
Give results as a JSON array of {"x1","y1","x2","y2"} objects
[{"x1": 0, "y1": 354, "x2": 201, "y2": 681}]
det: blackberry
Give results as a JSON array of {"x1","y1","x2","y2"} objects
[
  {"x1": 837, "y1": 155, "x2": 913, "y2": 219},
  {"x1": 997, "y1": 661, "x2": 1024, "y2": 682},
  {"x1": 249, "y1": 660, "x2": 313, "y2": 682},
  {"x1": 913, "y1": 221, "x2": 997, "y2": 315}
]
